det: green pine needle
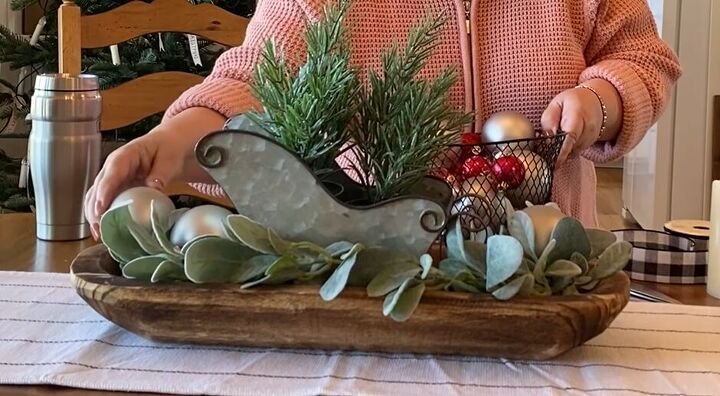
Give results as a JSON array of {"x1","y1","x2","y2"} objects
[
  {"x1": 10, "y1": 0, "x2": 40, "y2": 11},
  {"x1": 249, "y1": 2, "x2": 472, "y2": 201},
  {"x1": 349, "y1": 11, "x2": 473, "y2": 201},
  {"x1": 249, "y1": 0, "x2": 361, "y2": 172}
]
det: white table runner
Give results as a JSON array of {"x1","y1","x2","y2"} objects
[{"x1": 0, "y1": 271, "x2": 719, "y2": 396}]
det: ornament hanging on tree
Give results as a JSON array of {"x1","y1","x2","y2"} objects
[
  {"x1": 109, "y1": 187, "x2": 175, "y2": 229},
  {"x1": 491, "y1": 155, "x2": 525, "y2": 190},
  {"x1": 495, "y1": 150, "x2": 552, "y2": 208},
  {"x1": 169, "y1": 205, "x2": 233, "y2": 247},
  {"x1": 482, "y1": 112, "x2": 535, "y2": 154}
]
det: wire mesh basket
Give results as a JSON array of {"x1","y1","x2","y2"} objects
[{"x1": 431, "y1": 133, "x2": 566, "y2": 238}]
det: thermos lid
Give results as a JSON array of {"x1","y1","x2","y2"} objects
[{"x1": 34, "y1": 73, "x2": 99, "y2": 92}]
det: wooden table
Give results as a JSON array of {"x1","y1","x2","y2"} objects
[{"x1": 1, "y1": 212, "x2": 719, "y2": 395}]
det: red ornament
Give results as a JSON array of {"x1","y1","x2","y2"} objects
[
  {"x1": 461, "y1": 155, "x2": 492, "y2": 178},
  {"x1": 491, "y1": 155, "x2": 525, "y2": 189},
  {"x1": 460, "y1": 132, "x2": 483, "y2": 158},
  {"x1": 460, "y1": 132, "x2": 483, "y2": 146}
]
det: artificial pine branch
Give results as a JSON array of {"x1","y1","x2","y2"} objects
[
  {"x1": 10, "y1": 0, "x2": 41, "y2": 11},
  {"x1": 248, "y1": 2, "x2": 471, "y2": 202},
  {"x1": 0, "y1": 93, "x2": 13, "y2": 120},
  {"x1": 249, "y1": 0, "x2": 361, "y2": 172},
  {"x1": 349, "y1": 12, "x2": 473, "y2": 202}
]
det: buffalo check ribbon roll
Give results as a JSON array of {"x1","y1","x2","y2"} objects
[{"x1": 613, "y1": 229, "x2": 707, "y2": 284}]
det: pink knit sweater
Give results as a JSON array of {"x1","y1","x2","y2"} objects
[{"x1": 166, "y1": 0, "x2": 681, "y2": 227}]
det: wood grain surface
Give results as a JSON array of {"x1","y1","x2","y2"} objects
[
  {"x1": 58, "y1": 1, "x2": 82, "y2": 74},
  {"x1": 70, "y1": 244, "x2": 630, "y2": 361},
  {"x1": 99, "y1": 72, "x2": 204, "y2": 131},
  {"x1": 80, "y1": 0, "x2": 250, "y2": 48}
]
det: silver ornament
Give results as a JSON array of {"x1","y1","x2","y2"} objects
[
  {"x1": 451, "y1": 176, "x2": 497, "y2": 234},
  {"x1": 482, "y1": 112, "x2": 535, "y2": 153},
  {"x1": 169, "y1": 205, "x2": 233, "y2": 247},
  {"x1": 110, "y1": 186, "x2": 175, "y2": 229},
  {"x1": 495, "y1": 150, "x2": 552, "y2": 208},
  {"x1": 521, "y1": 204, "x2": 566, "y2": 256}
]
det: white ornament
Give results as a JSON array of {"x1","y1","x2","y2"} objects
[
  {"x1": 110, "y1": 187, "x2": 175, "y2": 229},
  {"x1": 169, "y1": 205, "x2": 233, "y2": 247}
]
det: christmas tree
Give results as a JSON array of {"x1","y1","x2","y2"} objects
[
  {"x1": 0, "y1": 0, "x2": 256, "y2": 139},
  {"x1": 0, "y1": 0, "x2": 256, "y2": 212}
]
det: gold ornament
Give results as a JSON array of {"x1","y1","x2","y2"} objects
[
  {"x1": 495, "y1": 150, "x2": 552, "y2": 208},
  {"x1": 110, "y1": 187, "x2": 175, "y2": 229},
  {"x1": 521, "y1": 204, "x2": 566, "y2": 256},
  {"x1": 170, "y1": 205, "x2": 234, "y2": 247}
]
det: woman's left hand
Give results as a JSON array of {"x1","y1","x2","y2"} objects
[{"x1": 540, "y1": 79, "x2": 621, "y2": 165}]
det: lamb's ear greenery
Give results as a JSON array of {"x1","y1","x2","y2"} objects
[{"x1": 105, "y1": 195, "x2": 631, "y2": 322}]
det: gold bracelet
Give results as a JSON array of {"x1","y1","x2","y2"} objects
[{"x1": 576, "y1": 84, "x2": 608, "y2": 140}]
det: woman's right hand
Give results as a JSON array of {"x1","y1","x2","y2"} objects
[
  {"x1": 84, "y1": 130, "x2": 185, "y2": 240},
  {"x1": 85, "y1": 107, "x2": 228, "y2": 240}
]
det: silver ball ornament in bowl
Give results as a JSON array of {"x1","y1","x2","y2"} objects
[
  {"x1": 169, "y1": 205, "x2": 233, "y2": 247},
  {"x1": 482, "y1": 112, "x2": 535, "y2": 153},
  {"x1": 109, "y1": 186, "x2": 175, "y2": 229},
  {"x1": 521, "y1": 204, "x2": 566, "y2": 256}
]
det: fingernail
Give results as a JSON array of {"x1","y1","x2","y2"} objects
[{"x1": 147, "y1": 177, "x2": 164, "y2": 189}]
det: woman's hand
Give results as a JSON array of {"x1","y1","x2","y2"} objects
[
  {"x1": 541, "y1": 79, "x2": 623, "y2": 165},
  {"x1": 84, "y1": 107, "x2": 227, "y2": 240},
  {"x1": 84, "y1": 131, "x2": 182, "y2": 240}
]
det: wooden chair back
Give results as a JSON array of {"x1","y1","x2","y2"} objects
[{"x1": 57, "y1": 0, "x2": 248, "y2": 207}]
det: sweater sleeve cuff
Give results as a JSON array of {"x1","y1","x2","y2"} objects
[
  {"x1": 163, "y1": 77, "x2": 262, "y2": 121},
  {"x1": 579, "y1": 60, "x2": 654, "y2": 163}
]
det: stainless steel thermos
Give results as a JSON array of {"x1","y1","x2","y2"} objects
[{"x1": 29, "y1": 74, "x2": 101, "y2": 241}]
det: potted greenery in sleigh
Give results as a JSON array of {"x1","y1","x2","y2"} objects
[{"x1": 70, "y1": 2, "x2": 631, "y2": 360}]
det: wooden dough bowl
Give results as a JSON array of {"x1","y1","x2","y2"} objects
[{"x1": 70, "y1": 244, "x2": 630, "y2": 360}]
